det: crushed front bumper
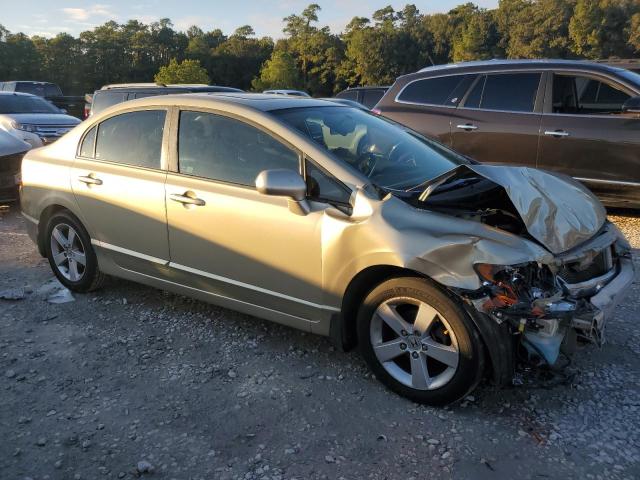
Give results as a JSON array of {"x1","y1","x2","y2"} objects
[{"x1": 585, "y1": 256, "x2": 635, "y2": 338}]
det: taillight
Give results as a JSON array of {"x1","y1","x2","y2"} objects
[{"x1": 83, "y1": 105, "x2": 90, "y2": 119}]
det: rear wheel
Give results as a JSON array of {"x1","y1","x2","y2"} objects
[
  {"x1": 357, "y1": 277, "x2": 484, "y2": 406},
  {"x1": 45, "y1": 211, "x2": 105, "y2": 292}
]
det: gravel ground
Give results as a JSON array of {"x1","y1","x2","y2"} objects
[{"x1": 1, "y1": 206, "x2": 639, "y2": 480}]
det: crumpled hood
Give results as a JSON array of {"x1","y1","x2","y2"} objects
[{"x1": 425, "y1": 164, "x2": 606, "y2": 254}]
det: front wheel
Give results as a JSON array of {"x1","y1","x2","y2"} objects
[
  {"x1": 45, "y1": 211, "x2": 105, "y2": 292},
  {"x1": 357, "y1": 277, "x2": 485, "y2": 406}
]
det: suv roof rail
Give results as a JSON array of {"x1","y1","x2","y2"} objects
[{"x1": 100, "y1": 83, "x2": 167, "y2": 90}]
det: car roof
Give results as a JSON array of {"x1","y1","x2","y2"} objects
[
  {"x1": 416, "y1": 58, "x2": 626, "y2": 75},
  {"x1": 96, "y1": 84, "x2": 242, "y2": 94},
  {"x1": 110, "y1": 92, "x2": 341, "y2": 113}
]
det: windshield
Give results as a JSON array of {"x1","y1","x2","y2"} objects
[
  {"x1": 273, "y1": 106, "x2": 466, "y2": 190},
  {"x1": 0, "y1": 95, "x2": 61, "y2": 114}
]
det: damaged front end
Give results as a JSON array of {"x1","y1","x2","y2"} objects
[
  {"x1": 404, "y1": 164, "x2": 635, "y2": 369},
  {"x1": 465, "y1": 226, "x2": 633, "y2": 366}
]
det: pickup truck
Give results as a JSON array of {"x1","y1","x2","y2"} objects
[{"x1": 0, "y1": 81, "x2": 84, "y2": 119}]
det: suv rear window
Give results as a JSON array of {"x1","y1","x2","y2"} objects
[
  {"x1": 398, "y1": 75, "x2": 476, "y2": 106},
  {"x1": 464, "y1": 73, "x2": 541, "y2": 112},
  {"x1": 91, "y1": 91, "x2": 129, "y2": 115}
]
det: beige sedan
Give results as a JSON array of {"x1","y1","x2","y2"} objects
[{"x1": 20, "y1": 94, "x2": 634, "y2": 405}]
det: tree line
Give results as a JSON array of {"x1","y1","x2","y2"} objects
[{"x1": 1, "y1": 0, "x2": 638, "y2": 96}]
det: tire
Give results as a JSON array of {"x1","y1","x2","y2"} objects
[
  {"x1": 357, "y1": 277, "x2": 485, "y2": 406},
  {"x1": 44, "y1": 210, "x2": 105, "y2": 293}
]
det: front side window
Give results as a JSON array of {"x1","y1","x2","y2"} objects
[
  {"x1": 398, "y1": 75, "x2": 476, "y2": 106},
  {"x1": 464, "y1": 73, "x2": 541, "y2": 112},
  {"x1": 273, "y1": 106, "x2": 466, "y2": 191},
  {"x1": 305, "y1": 159, "x2": 351, "y2": 205},
  {"x1": 552, "y1": 74, "x2": 631, "y2": 114},
  {"x1": 95, "y1": 110, "x2": 166, "y2": 168},
  {"x1": 178, "y1": 111, "x2": 300, "y2": 186}
]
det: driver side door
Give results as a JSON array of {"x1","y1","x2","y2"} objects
[{"x1": 165, "y1": 110, "x2": 329, "y2": 328}]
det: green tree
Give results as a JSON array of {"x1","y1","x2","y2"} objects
[
  {"x1": 251, "y1": 50, "x2": 302, "y2": 90},
  {"x1": 630, "y1": 12, "x2": 640, "y2": 52},
  {"x1": 154, "y1": 58, "x2": 209, "y2": 84},
  {"x1": 452, "y1": 8, "x2": 499, "y2": 61}
]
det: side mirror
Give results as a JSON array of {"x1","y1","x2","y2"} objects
[
  {"x1": 622, "y1": 96, "x2": 640, "y2": 114},
  {"x1": 255, "y1": 169, "x2": 310, "y2": 215},
  {"x1": 60, "y1": 108, "x2": 68, "y2": 114}
]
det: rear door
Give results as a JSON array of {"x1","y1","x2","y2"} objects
[
  {"x1": 537, "y1": 71, "x2": 640, "y2": 206},
  {"x1": 380, "y1": 74, "x2": 477, "y2": 145},
  {"x1": 450, "y1": 71, "x2": 544, "y2": 167},
  {"x1": 70, "y1": 108, "x2": 170, "y2": 274}
]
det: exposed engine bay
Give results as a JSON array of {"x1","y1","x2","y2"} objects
[{"x1": 399, "y1": 164, "x2": 634, "y2": 368}]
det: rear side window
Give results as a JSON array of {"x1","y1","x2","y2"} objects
[
  {"x1": 361, "y1": 89, "x2": 386, "y2": 108},
  {"x1": 95, "y1": 110, "x2": 166, "y2": 168},
  {"x1": 398, "y1": 75, "x2": 476, "y2": 106},
  {"x1": 464, "y1": 73, "x2": 541, "y2": 112},
  {"x1": 91, "y1": 92, "x2": 128, "y2": 114},
  {"x1": 79, "y1": 126, "x2": 97, "y2": 158},
  {"x1": 178, "y1": 111, "x2": 300, "y2": 187}
]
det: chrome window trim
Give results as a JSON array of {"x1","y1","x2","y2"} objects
[
  {"x1": 574, "y1": 177, "x2": 640, "y2": 187},
  {"x1": 92, "y1": 239, "x2": 340, "y2": 312}
]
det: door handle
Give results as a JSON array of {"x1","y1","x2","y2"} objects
[
  {"x1": 78, "y1": 174, "x2": 103, "y2": 185},
  {"x1": 169, "y1": 192, "x2": 206, "y2": 206},
  {"x1": 456, "y1": 124, "x2": 478, "y2": 131},
  {"x1": 544, "y1": 130, "x2": 570, "y2": 138}
]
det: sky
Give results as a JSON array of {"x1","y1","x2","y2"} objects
[{"x1": 4, "y1": 0, "x2": 498, "y2": 38}]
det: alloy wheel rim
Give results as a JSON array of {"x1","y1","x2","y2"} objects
[
  {"x1": 370, "y1": 297, "x2": 459, "y2": 391},
  {"x1": 50, "y1": 223, "x2": 86, "y2": 282}
]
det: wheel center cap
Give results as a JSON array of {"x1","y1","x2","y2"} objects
[{"x1": 407, "y1": 335, "x2": 421, "y2": 350}]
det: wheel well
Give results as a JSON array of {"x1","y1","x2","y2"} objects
[
  {"x1": 37, "y1": 205, "x2": 70, "y2": 256},
  {"x1": 337, "y1": 265, "x2": 423, "y2": 351}
]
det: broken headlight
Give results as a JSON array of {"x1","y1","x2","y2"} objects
[{"x1": 474, "y1": 262, "x2": 556, "y2": 312}]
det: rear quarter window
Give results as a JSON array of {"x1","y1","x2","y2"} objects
[{"x1": 398, "y1": 75, "x2": 477, "y2": 106}]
